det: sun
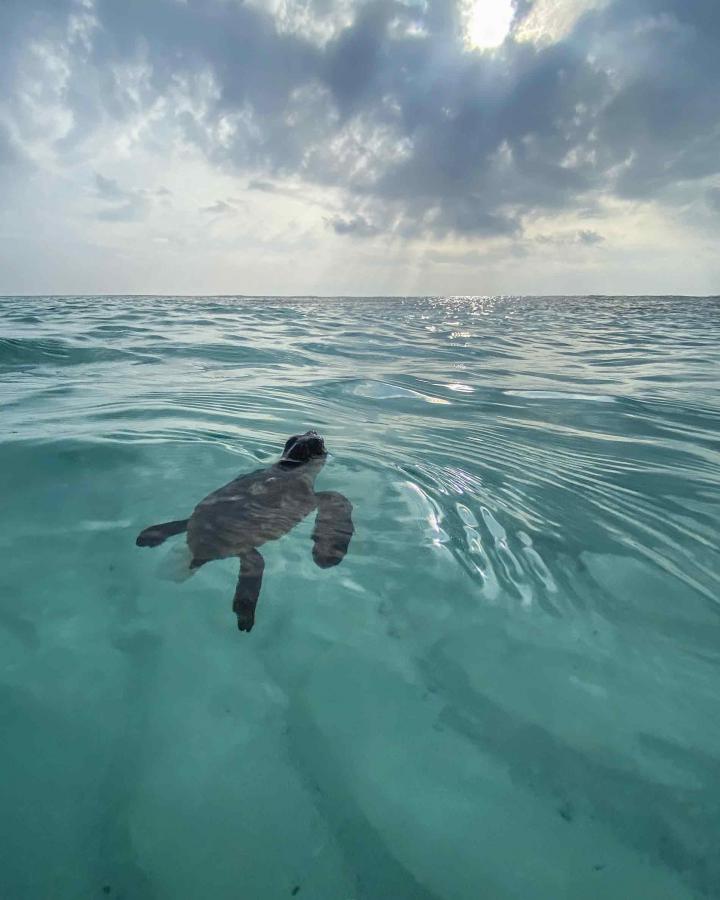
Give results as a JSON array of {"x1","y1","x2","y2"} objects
[{"x1": 465, "y1": 0, "x2": 515, "y2": 49}]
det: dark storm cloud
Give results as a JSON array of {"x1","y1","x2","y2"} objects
[{"x1": 3, "y1": 0, "x2": 720, "y2": 239}]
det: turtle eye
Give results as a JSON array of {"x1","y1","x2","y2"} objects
[{"x1": 282, "y1": 434, "x2": 301, "y2": 456}]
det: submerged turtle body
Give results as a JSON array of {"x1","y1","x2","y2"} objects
[
  {"x1": 187, "y1": 465, "x2": 318, "y2": 562},
  {"x1": 136, "y1": 431, "x2": 354, "y2": 632}
]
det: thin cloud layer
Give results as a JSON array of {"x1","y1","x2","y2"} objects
[{"x1": 0, "y1": 0, "x2": 719, "y2": 292}]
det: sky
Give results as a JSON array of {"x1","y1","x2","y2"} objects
[{"x1": 1, "y1": 0, "x2": 719, "y2": 296}]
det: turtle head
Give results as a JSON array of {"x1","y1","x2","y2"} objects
[{"x1": 279, "y1": 430, "x2": 327, "y2": 467}]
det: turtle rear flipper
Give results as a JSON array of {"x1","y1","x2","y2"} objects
[
  {"x1": 136, "y1": 519, "x2": 189, "y2": 547},
  {"x1": 233, "y1": 549, "x2": 265, "y2": 632},
  {"x1": 312, "y1": 491, "x2": 354, "y2": 568}
]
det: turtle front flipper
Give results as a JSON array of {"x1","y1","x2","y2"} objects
[
  {"x1": 136, "y1": 519, "x2": 189, "y2": 547},
  {"x1": 312, "y1": 491, "x2": 354, "y2": 569},
  {"x1": 233, "y1": 549, "x2": 265, "y2": 632}
]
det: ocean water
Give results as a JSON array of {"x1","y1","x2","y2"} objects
[{"x1": 1, "y1": 294, "x2": 719, "y2": 900}]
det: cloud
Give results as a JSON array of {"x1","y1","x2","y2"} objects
[
  {"x1": 0, "y1": 123, "x2": 19, "y2": 166},
  {"x1": 535, "y1": 229, "x2": 605, "y2": 246},
  {"x1": 200, "y1": 199, "x2": 236, "y2": 215},
  {"x1": 577, "y1": 229, "x2": 604, "y2": 245},
  {"x1": 247, "y1": 180, "x2": 278, "y2": 193},
  {"x1": 575, "y1": 0, "x2": 720, "y2": 202},
  {"x1": 0, "y1": 119, "x2": 32, "y2": 197},
  {"x1": 707, "y1": 187, "x2": 720, "y2": 213},
  {"x1": 327, "y1": 213, "x2": 379, "y2": 236},
  {"x1": 1, "y1": 0, "x2": 720, "y2": 256},
  {"x1": 94, "y1": 174, "x2": 127, "y2": 202},
  {"x1": 92, "y1": 173, "x2": 150, "y2": 222}
]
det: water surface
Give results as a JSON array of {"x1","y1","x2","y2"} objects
[{"x1": 1, "y1": 295, "x2": 719, "y2": 899}]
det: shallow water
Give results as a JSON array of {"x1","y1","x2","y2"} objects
[{"x1": 1, "y1": 294, "x2": 719, "y2": 899}]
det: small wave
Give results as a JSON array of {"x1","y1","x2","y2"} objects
[
  {"x1": 350, "y1": 380, "x2": 451, "y2": 404},
  {"x1": 0, "y1": 336, "x2": 130, "y2": 367},
  {"x1": 505, "y1": 390, "x2": 616, "y2": 402}
]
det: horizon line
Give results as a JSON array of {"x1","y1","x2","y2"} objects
[{"x1": 1, "y1": 293, "x2": 719, "y2": 300}]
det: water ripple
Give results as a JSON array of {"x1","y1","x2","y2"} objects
[{"x1": 2, "y1": 294, "x2": 720, "y2": 897}]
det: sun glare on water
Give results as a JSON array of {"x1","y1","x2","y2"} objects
[{"x1": 465, "y1": 0, "x2": 515, "y2": 49}]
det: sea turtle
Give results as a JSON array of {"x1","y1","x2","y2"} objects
[{"x1": 135, "y1": 430, "x2": 353, "y2": 632}]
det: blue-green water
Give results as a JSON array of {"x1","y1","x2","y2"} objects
[{"x1": 1, "y1": 295, "x2": 719, "y2": 899}]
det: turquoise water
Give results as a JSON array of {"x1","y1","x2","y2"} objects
[{"x1": 1, "y1": 294, "x2": 719, "y2": 899}]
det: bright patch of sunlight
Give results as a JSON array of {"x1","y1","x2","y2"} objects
[{"x1": 464, "y1": 0, "x2": 515, "y2": 49}]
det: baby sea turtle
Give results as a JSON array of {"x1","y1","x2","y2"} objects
[{"x1": 136, "y1": 431, "x2": 353, "y2": 632}]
